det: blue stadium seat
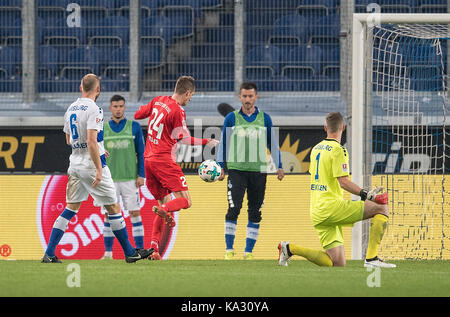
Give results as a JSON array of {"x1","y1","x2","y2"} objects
[
  {"x1": 116, "y1": 0, "x2": 158, "y2": 18},
  {"x1": 201, "y1": 0, "x2": 222, "y2": 8},
  {"x1": 191, "y1": 44, "x2": 234, "y2": 61},
  {"x1": 321, "y1": 45, "x2": 339, "y2": 76},
  {"x1": 61, "y1": 46, "x2": 103, "y2": 79},
  {"x1": 0, "y1": 46, "x2": 18, "y2": 78},
  {"x1": 141, "y1": 38, "x2": 164, "y2": 70},
  {"x1": 179, "y1": 62, "x2": 233, "y2": 80},
  {"x1": 88, "y1": 16, "x2": 130, "y2": 53},
  {"x1": 322, "y1": 65, "x2": 339, "y2": 78},
  {"x1": 0, "y1": 0, "x2": 22, "y2": 6},
  {"x1": 160, "y1": 5, "x2": 195, "y2": 39},
  {"x1": 102, "y1": 46, "x2": 133, "y2": 87},
  {"x1": 38, "y1": 46, "x2": 61, "y2": 79},
  {"x1": 158, "y1": 0, "x2": 203, "y2": 18},
  {"x1": 37, "y1": 2, "x2": 66, "y2": 26},
  {"x1": 354, "y1": 0, "x2": 372, "y2": 13},
  {"x1": 246, "y1": 11, "x2": 285, "y2": 27},
  {"x1": 245, "y1": 0, "x2": 298, "y2": 9},
  {"x1": 246, "y1": 66, "x2": 275, "y2": 80},
  {"x1": 44, "y1": 18, "x2": 87, "y2": 48},
  {"x1": 252, "y1": 75, "x2": 294, "y2": 92},
  {"x1": 297, "y1": 0, "x2": 338, "y2": 17},
  {"x1": 60, "y1": 0, "x2": 108, "y2": 26},
  {"x1": 377, "y1": 0, "x2": 416, "y2": 13},
  {"x1": 284, "y1": 44, "x2": 323, "y2": 77},
  {"x1": 104, "y1": 0, "x2": 130, "y2": 9},
  {"x1": 246, "y1": 44, "x2": 282, "y2": 75},
  {"x1": 401, "y1": 44, "x2": 440, "y2": 66},
  {"x1": 281, "y1": 65, "x2": 315, "y2": 81},
  {"x1": 3, "y1": 18, "x2": 45, "y2": 46},
  {"x1": 219, "y1": 12, "x2": 234, "y2": 26},
  {"x1": 205, "y1": 28, "x2": 234, "y2": 43},
  {"x1": 418, "y1": 0, "x2": 447, "y2": 13},
  {"x1": 40, "y1": 78, "x2": 80, "y2": 92},
  {"x1": 101, "y1": 75, "x2": 129, "y2": 92},
  {"x1": 141, "y1": 16, "x2": 174, "y2": 45},
  {"x1": 216, "y1": 77, "x2": 234, "y2": 91},
  {"x1": 38, "y1": 0, "x2": 66, "y2": 6},
  {"x1": 0, "y1": 5, "x2": 21, "y2": 27},
  {"x1": 0, "y1": 78, "x2": 21, "y2": 92},
  {"x1": 308, "y1": 14, "x2": 340, "y2": 47},
  {"x1": 270, "y1": 14, "x2": 309, "y2": 48},
  {"x1": 408, "y1": 65, "x2": 441, "y2": 91},
  {"x1": 314, "y1": 74, "x2": 339, "y2": 91}
]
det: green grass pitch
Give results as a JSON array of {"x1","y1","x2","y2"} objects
[{"x1": 1, "y1": 259, "x2": 449, "y2": 297}]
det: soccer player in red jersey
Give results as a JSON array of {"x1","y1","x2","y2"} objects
[{"x1": 134, "y1": 76, "x2": 218, "y2": 258}]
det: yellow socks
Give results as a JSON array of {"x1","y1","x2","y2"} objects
[
  {"x1": 288, "y1": 244, "x2": 333, "y2": 267},
  {"x1": 366, "y1": 214, "x2": 388, "y2": 260}
]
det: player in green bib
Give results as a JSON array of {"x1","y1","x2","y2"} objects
[
  {"x1": 217, "y1": 82, "x2": 284, "y2": 260},
  {"x1": 278, "y1": 112, "x2": 396, "y2": 268},
  {"x1": 101, "y1": 95, "x2": 147, "y2": 259}
]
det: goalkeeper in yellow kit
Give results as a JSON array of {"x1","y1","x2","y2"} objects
[{"x1": 278, "y1": 112, "x2": 396, "y2": 268}]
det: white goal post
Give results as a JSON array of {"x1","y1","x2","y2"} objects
[{"x1": 351, "y1": 13, "x2": 450, "y2": 260}]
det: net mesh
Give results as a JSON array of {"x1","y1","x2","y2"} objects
[{"x1": 367, "y1": 23, "x2": 450, "y2": 260}]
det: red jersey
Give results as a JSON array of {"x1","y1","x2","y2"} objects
[{"x1": 135, "y1": 96, "x2": 190, "y2": 161}]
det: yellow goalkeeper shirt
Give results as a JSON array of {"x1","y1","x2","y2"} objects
[{"x1": 309, "y1": 138, "x2": 350, "y2": 223}]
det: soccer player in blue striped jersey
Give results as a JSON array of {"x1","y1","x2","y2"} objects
[
  {"x1": 101, "y1": 95, "x2": 146, "y2": 259},
  {"x1": 278, "y1": 112, "x2": 396, "y2": 268},
  {"x1": 41, "y1": 74, "x2": 153, "y2": 263}
]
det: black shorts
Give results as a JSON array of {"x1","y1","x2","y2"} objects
[{"x1": 225, "y1": 169, "x2": 267, "y2": 223}]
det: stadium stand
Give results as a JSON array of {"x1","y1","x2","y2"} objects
[{"x1": 0, "y1": 0, "x2": 448, "y2": 118}]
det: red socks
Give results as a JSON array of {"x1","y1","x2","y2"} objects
[{"x1": 161, "y1": 197, "x2": 189, "y2": 212}]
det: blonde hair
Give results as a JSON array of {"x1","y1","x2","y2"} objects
[
  {"x1": 81, "y1": 74, "x2": 100, "y2": 93},
  {"x1": 175, "y1": 76, "x2": 195, "y2": 94}
]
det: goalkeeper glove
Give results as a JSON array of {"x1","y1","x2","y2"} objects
[{"x1": 359, "y1": 186, "x2": 388, "y2": 204}]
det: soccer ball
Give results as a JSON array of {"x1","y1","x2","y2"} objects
[{"x1": 198, "y1": 160, "x2": 222, "y2": 182}]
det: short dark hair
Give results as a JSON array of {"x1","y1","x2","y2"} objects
[
  {"x1": 175, "y1": 76, "x2": 196, "y2": 94},
  {"x1": 240, "y1": 82, "x2": 258, "y2": 93},
  {"x1": 110, "y1": 94, "x2": 125, "y2": 104},
  {"x1": 325, "y1": 112, "x2": 345, "y2": 133}
]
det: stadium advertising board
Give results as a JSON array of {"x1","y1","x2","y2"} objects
[
  {"x1": 0, "y1": 174, "x2": 340, "y2": 260},
  {"x1": 1, "y1": 127, "x2": 449, "y2": 174},
  {"x1": 0, "y1": 127, "x2": 324, "y2": 174}
]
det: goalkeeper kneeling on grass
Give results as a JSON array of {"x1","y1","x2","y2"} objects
[{"x1": 278, "y1": 112, "x2": 396, "y2": 268}]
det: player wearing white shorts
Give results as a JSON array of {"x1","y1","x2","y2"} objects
[
  {"x1": 41, "y1": 74, "x2": 153, "y2": 263},
  {"x1": 101, "y1": 95, "x2": 146, "y2": 259}
]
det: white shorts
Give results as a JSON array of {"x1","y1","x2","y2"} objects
[
  {"x1": 66, "y1": 165, "x2": 117, "y2": 206},
  {"x1": 101, "y1": 180, "x2": 140, "y2": 214}
]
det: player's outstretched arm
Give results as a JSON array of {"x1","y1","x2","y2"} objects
[
  {"x1": 338, "y1": 176, "x2": 388, "y2": 204},
  {"x1": 337, "y1": 176, "x2": 362, "y2": 196},
  {"x1": 134, "y1": 102, "x2": 153, "y2": 120}
]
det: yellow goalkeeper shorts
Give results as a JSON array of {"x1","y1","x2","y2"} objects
[{"x1": 312, "y1": 199, "x2": 364, "y2": 250}]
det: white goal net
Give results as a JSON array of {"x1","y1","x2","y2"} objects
[{"x1": 352, "y1": 14, "x2": 450, "y2": 260}]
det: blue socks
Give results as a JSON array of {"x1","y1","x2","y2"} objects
[
  {"x1": 47, "y1": 207, "x2": 136, "y2": 258},
  {"x1": 104, "y1": 215, "x2": 145, "y2": 255},
  {"x1": 225, "y1": 220, "x2": 237, "y2": 251},
  {"x1": 103, "y1": 218, "x2": 114, "y2": 252},
  {"x1": 108, "y1": 213, "x2": 136, "y2": 257},
  {"x1": 245, "y1": 222, "x2": 260, "y2": 254},
  {"x1": 46, "y1": 207, "x2": 77, "y2": 257},
  {"x1": 130, "y1": 216, "x2": 144, "y2": 249},
  {"x1": 225, "y1": 220, "x2": 261, "y2": 254}
]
